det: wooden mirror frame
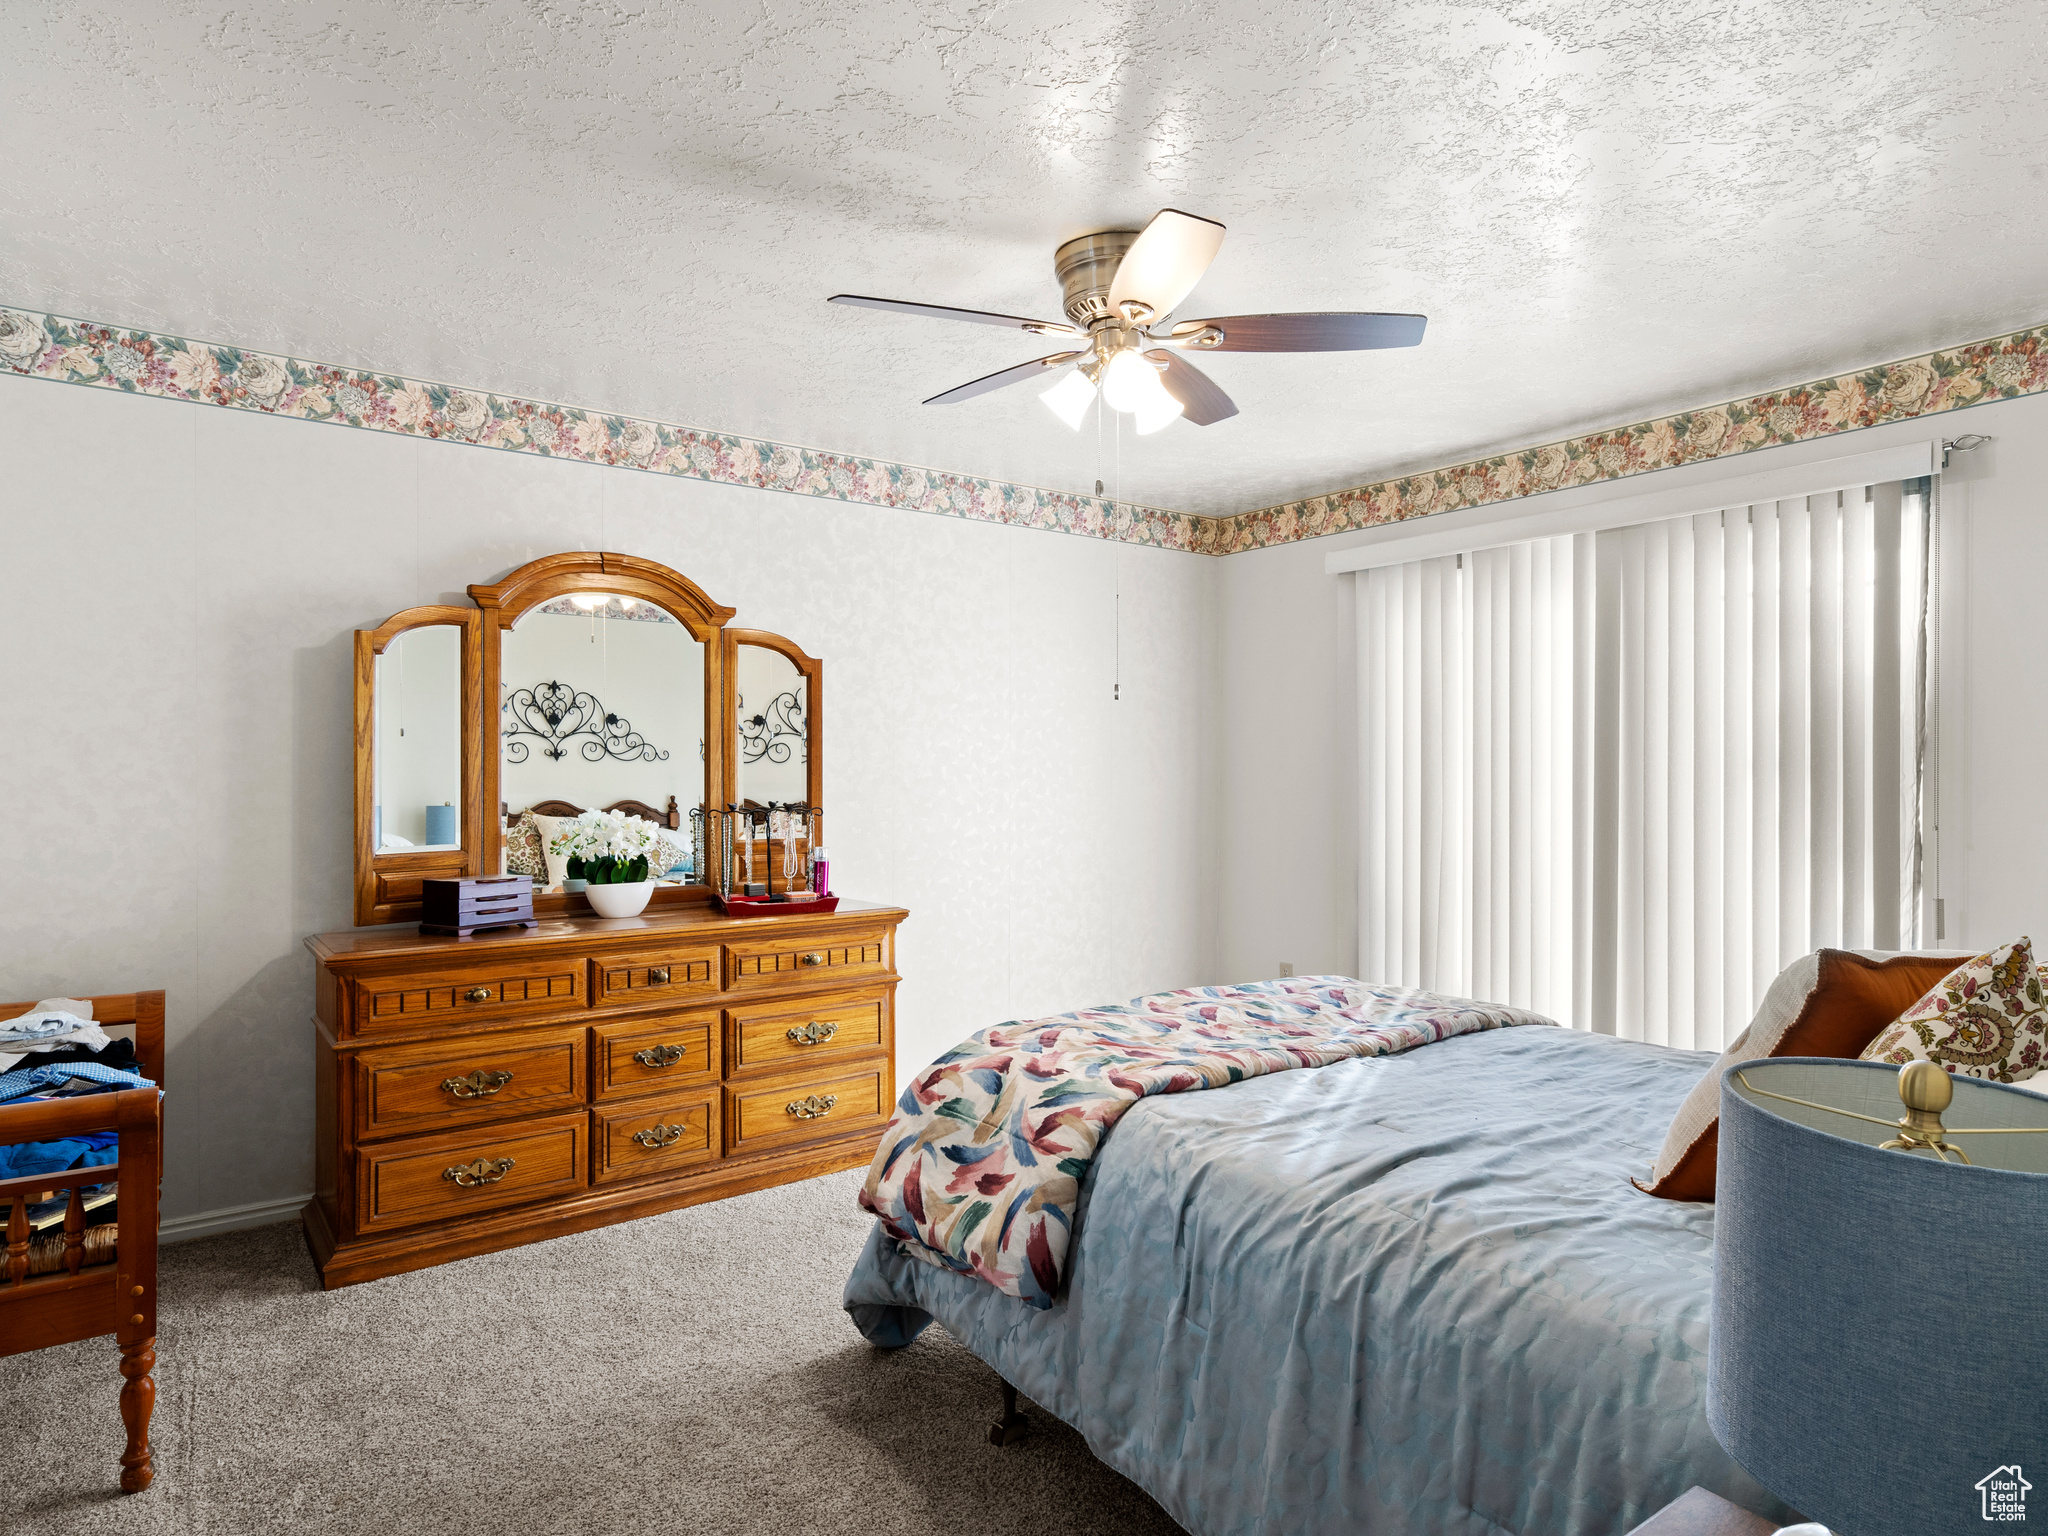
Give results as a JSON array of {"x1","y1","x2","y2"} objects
[
  {"x1": 722, "y1": 628, "x2": 824, "y2": 816},
  {"x1": 353, "y1": 607, "x2": 485, "y2": 926},
  {"x1": 473, "y1": 552, "x2": 737, "y2": 919}
]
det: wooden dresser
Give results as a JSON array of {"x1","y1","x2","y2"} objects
[{"x1": 304, "y1": 900, "x2": 905, "y2": 1288}]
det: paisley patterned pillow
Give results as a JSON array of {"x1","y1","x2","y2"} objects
[
  {"x1": 651, "y1": 828, "x2": 691, "y2": 879},
  {"x1": 1861, "y1": 937, "x2": 2048, "y2": 1083},
  {"x1": 504, "y1": 812, "x2": 547, "y2": 883}
]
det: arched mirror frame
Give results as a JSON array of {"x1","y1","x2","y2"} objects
[
  {"x1": 472, "y1": 551, "x2": 737, "y2": 919},
  {"x1": 352, "y1": 606, "x2": 485, "y2": 926},
  {"x1": 721, "y1": 628, "x2": 824, "y2": 816}
]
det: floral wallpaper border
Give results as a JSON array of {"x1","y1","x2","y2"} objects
[
  {"x1": 0, "y1": 305, "x2": 1205, "y2": 552},
  {"x1": 1209, "y1": 322, "x2": 2048, "y2": 554},
  {"x1": 2, "y1": 302, "x2": 2044, "y2": 557}
]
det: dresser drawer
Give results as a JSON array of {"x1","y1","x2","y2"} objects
[
  {"x1": 354, "y1": 1024, "x2": 587, "y2": 1140},
  {"x1": 356, "y1": 1112, "x2": 588, "y2": 1233},
  {"x1": 724, "y1": 928, "x2": 889, "y2": 993},
  {"x1": 724, "y1": 1058, "x2": 890, "y2": 1155},
  {"x1": 592, "y1": 942, "x2": 721, "y2": 1009},
  {"x1": 592, "y1": 1011, "x2": 718, "y2": 1101},
  {"x1": 351, "y1": 957, "x2": 584, "y2": 1035},
  {"x1": 592, "y1": 1088, "x2": 721, "y2": 1186},
  {"x1": 726, "y1": 990, "x2": 887, "y2": 1076}
]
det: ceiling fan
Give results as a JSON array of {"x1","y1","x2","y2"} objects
[{"x1": 827, "y1": 208, "x2": 1426, "y2": 435}]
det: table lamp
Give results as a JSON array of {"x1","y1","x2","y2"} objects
[
  {"x1": 423, "y1": 802, "x2": 457, "y2": 846},
  {"x1": 1709, "y1": 1057, "x2": 2048, "y2": 1535}
]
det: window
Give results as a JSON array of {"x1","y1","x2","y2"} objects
[{"x1": 1355, "y1": 482, "x2": 1932, "y2": 1050}]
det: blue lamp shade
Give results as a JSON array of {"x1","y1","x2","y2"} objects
[
  {"x1": 1709, "y1": 1058, "x2": 2048, "y2": 1536},
  {"x1": 423, "y1": 803, "x2": 458, "y2": 846}
]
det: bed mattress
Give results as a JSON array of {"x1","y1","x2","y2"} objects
[{"x1": 845, "y1": 1024, "x2": 1794, "y2": 1536}]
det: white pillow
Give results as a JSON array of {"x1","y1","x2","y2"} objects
[{"x1": 529, "y1": 812, "x2": 573, "y2": 891}]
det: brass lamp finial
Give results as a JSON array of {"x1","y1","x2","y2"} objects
[{"x1": 1880, "y1": 1061, "x2": 1970, "y2": 1163}]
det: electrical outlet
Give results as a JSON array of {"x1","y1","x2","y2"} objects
[{"x1": 1278, "y1": 962, "x2": 1294, "y2": 977}]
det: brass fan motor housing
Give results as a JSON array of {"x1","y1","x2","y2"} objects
[{"x1": 1054, "y1": 230, "x2": 1139, "y2": 329}]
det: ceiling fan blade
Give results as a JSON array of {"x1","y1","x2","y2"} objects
[
  {"x1": 1165, "y1": 312, "x2": 1427, "y2": 352},
  {"x1": 829, "y1": 294, "x2": 1079, "y2": 337},
  {"x1": 1107, "y1": 209, "x2": 1226, "y2": 323},
  {"x1": 1145, "y1": 350, "x2": 1238, "y2": 427},
  {"x1": 923, "y1": 352, "x2": 1083, "y2": 406}
]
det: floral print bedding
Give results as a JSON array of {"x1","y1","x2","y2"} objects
[{"x1": 858, "y1": 975, "x2": 1554, "y2": 1306}]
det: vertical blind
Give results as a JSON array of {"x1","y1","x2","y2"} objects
[{"x1": 1354, "y1": 483, "x2": 1931, "y2": 1050}]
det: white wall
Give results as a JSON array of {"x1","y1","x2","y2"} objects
[
  {"x1": 0, "y1": 374, "x2": 1219, "y2": 1228},
  {"x1": 1216, "y1": 396, "x2": 2048, "y2": 989}
]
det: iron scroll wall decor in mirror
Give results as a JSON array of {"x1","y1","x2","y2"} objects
[{"x1": 351, "y1": 551, "x2": 831, "y2": 927}]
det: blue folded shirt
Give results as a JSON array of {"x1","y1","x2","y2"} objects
[
  {"x1": 0, "y1": 1131, "x2": 119, "y2": 1181},
  {"x1": 0, "y1": 1061, "x2": 156, "y2": 1104}
]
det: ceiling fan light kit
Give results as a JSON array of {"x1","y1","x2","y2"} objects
[
  {"x1": 828, "y1": 207, "x2": 1426, "y2": 435},
  {"x1": 1039, "y1": 368, "x2": 1099, "y2": 431}
]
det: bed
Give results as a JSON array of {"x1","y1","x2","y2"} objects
[
  {"x1": 0, "y1": 990, "x2": 163, "y2": 1493},
  {"x1": 845, "y1": 1018, "x2": 1795, "y2": 1536}
]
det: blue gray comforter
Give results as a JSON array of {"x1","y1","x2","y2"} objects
[{"x1": 844, "y1": 1025, "x2": 1794, "y2": 1536}]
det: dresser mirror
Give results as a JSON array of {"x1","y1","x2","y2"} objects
[
  {"x1": 728, "y1": 631, "x2": 821, "y2": 809},
  {"x1": 499, "y1": 595, "x2": 707, "y2": 838},
  {"x1": 372, "y1": 622, "x2": 465, "y2": 852},
  {"x1": 353, "y1": 554, "x2": 833, "y2": 926},
  {"x1": 353, "y1": 606, "x2": 484, "y2": 925}
]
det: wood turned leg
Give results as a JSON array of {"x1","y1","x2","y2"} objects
[
  {"x1": 118, "y1": 1335, "x2": 156, "y2": 1493},
  {"x1": 987, "y1": 1378, "x2": 1029, "y2": 1447}
]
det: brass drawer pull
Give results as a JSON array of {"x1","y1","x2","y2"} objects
[
  {"x1": 787, "y1": 1093, "x2": 838, "y2": 1120},
  {"x1": 443, "y1": 1156, "x2": 515, "y2": 1187},
  {"x1": 631, "y1": 1123, "x2": 690, "y2": 1149},
  {"x1": 786, "y1": 1021, "x2": 839, "y2": 1046},
  {"x1": 464, "y1": 986, "x2": 493, "y2": 1003},
  {"x1": 441, "y1": 1069, "x2": 514, "y2": 1099},
  {"x1": 799, "y1": 952, "x2": 826, "y2": 967},
  {"x1": 647, "y1": 966, "x2": 671, "y2": 984},
  {"x1": 633, "y1": 1043, "x2": 686, "y2": 1069}
]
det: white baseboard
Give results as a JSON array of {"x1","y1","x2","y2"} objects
[{"x1": 159, "y1": 1194, "x2": 308, "y2": 1245}]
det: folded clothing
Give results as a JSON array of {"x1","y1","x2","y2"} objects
[
  {"x1": 0, "y1": 1033, "x2": 135, "y2": 1077},
  {"x1": 0, "y1": 1014, "x2": 108, "y2": 1052},
  {"x1": 0, "y1": 1130, "x2": 118, "y2": 1181},
  {"x1": 0, "y1": 1061, "x2": 156, "y2": 1105}
]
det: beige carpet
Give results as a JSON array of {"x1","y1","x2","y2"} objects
[{"x1": 1, "y1": 1169, "x2": 1184, "y2": 1535}]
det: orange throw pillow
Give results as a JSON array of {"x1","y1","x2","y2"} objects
[{"x1": 1637, "y1": 948, "x2": 1968, "y2": 1201}]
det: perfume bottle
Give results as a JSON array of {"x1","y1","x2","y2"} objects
[{"x1": 810, "y1": 847, "x2": 830, "y2": 897}]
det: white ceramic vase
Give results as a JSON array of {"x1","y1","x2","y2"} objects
[{"x1": 584, "y1": 880, "x2": 654, "y2": 918}]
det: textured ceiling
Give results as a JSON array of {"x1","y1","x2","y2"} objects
[{"x1": 7, "y1": 1, "x2": 2048, "y2": 518}]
